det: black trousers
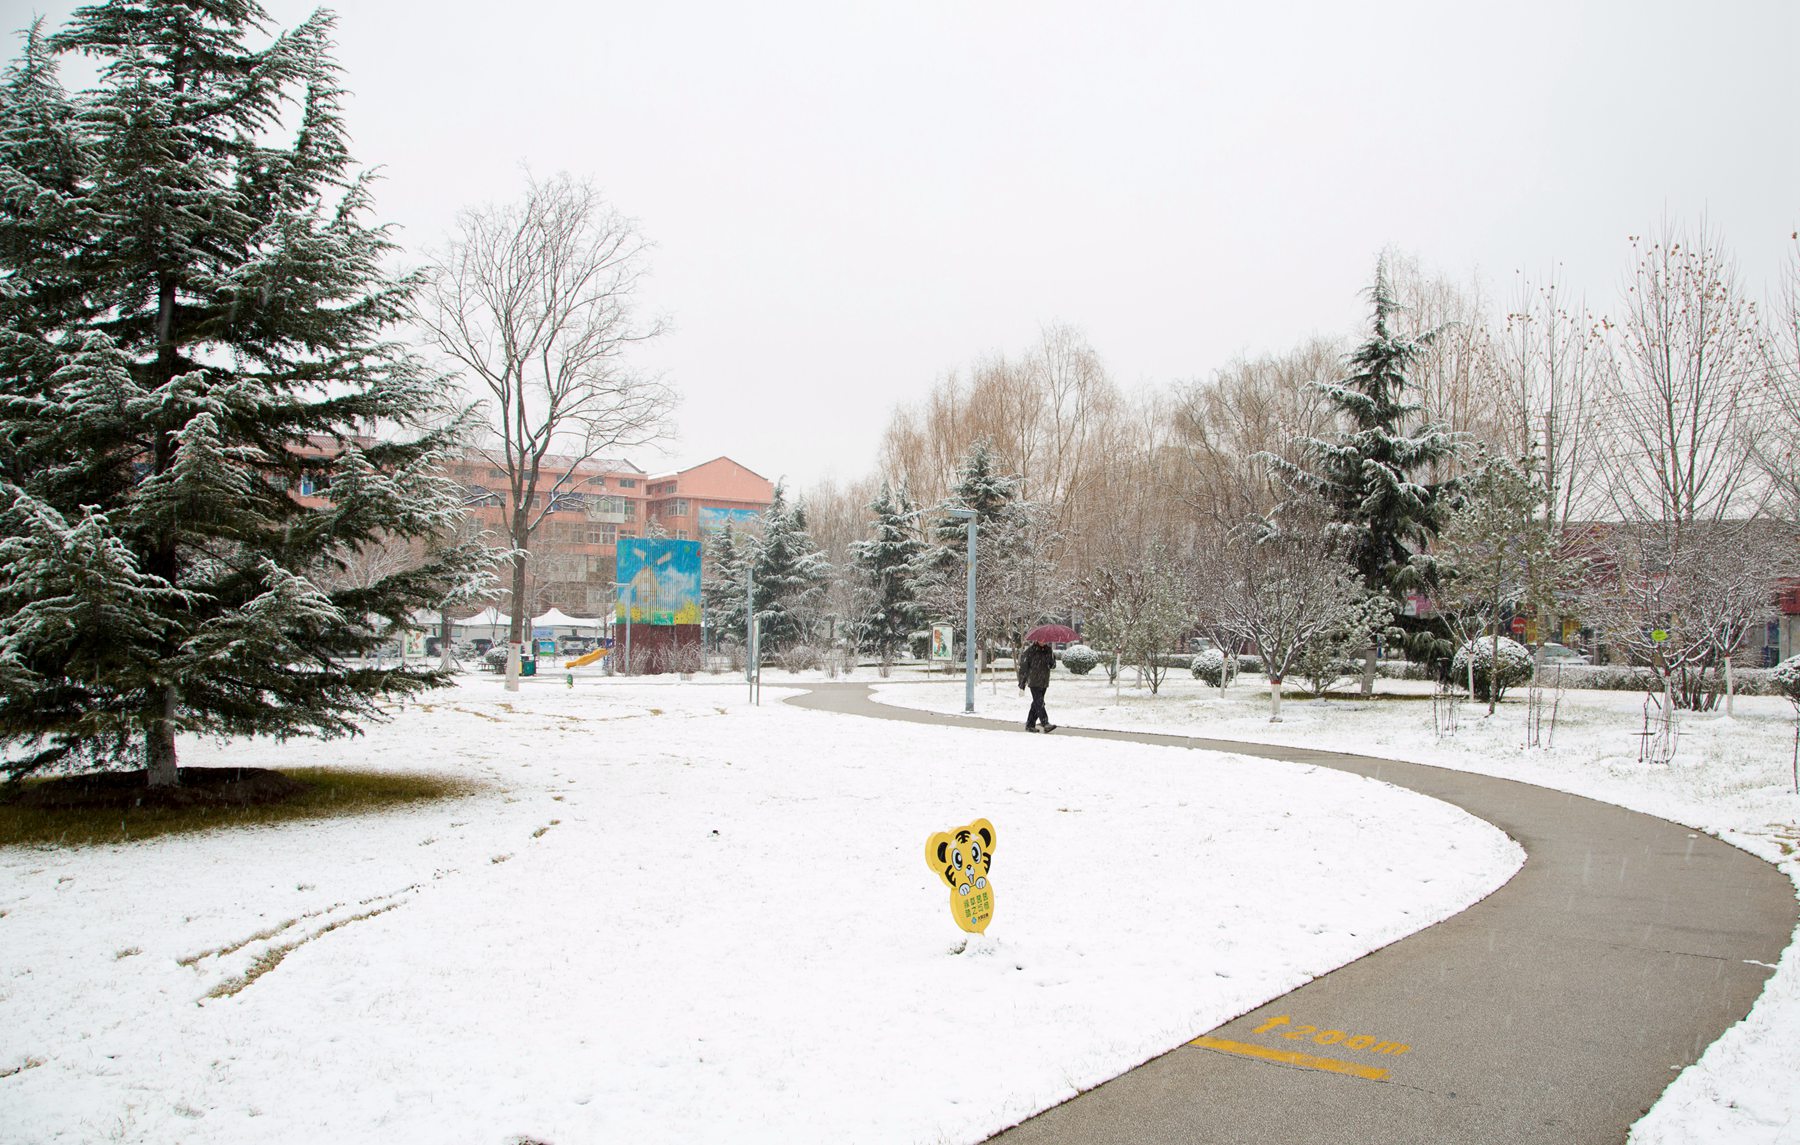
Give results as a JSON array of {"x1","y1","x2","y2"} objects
[{"x1": 1026, "y1": 686, "x2": 1049, "y2": 729}]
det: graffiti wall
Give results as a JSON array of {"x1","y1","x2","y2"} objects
[{"x1": 616, "y1": 538, "x2": 702, "y2": 626}]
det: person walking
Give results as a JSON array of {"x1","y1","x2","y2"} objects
[{"x1": 1017, "y1": 640, "x2": 1056, "y2": 732}]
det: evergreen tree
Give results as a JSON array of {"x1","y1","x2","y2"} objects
[
  {"x1": 922, "y1": 440, "x2": 1062, "y2": 659},
  {"x1": 850, "y1": 480, "x2": 924, "y2": 664},
  {"x1": 0, "y1": 2, "x2": 485, "y2": 785},
  {"x1": 928, "y1": 440, "x2": 1020, "y2": 557},
  {"x1": 1266, "y1": 257, "x2": 1463, "y2": 598},
  {"x1": 701, "y1": 521, "x2": 749, "y2": 647},
  {"x1": 750, "y1": 483, "x2": 829, "y2": 650}
]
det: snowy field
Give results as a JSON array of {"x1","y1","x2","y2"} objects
[
  {"x1": 0, "y1": 673, "x2": 1523, "y2": 1145},
  {"x1": 871, "y1": 667, "x2": 1800, "y2": 1145}
]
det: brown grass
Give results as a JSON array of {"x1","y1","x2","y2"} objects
[{"x1": 0, "y1": 768, "x2": 480, "y2": 848}]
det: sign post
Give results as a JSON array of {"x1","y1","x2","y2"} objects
[{"x1": 925, "y1": 818, "x2": 997, "y2": 934}]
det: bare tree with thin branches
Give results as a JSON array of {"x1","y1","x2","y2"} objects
[
  {"x1": 1489, "y1": 270, "x2": 1603, "y2": 533},
  {"x1": 1585, "y1": 223, "x2": 1777, "y2": 710},
  {"x1": 1196, "y1": 500, "x2": 1392, "y2": 722},
  {"x1": 1754, "y1": 234, "x2": 1800, "y2": 520},
  {"x1": 1599, "y1": 222, "x2": 1768, "y2": 527},
  {"x1": 417, "y1": 172, "x2": 676, "y2": 689}
]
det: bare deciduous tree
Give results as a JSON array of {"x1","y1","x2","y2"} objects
[
  {"x1": 1171, "y1": 339, "x2": 1342, "y2": 531},
  {"x1": 1582, "y1": 224, "x2": 1778, "y2": 710},
  {"x1": 1599, "y1": 223, "x2": 1768, "y2": 526},
  {"x1": 1079, "y1": 543, "x2": 1192, "y2": 696},
  {"x1": 1755, "y1": 235, "x2": 1800, "y2": 519},
  {"x1": 1196, "y1": 500, "x2": 1392, "y2": 722},
  {"x1": 417, "y1": 172, "x2": 676, "y2": 689},
  {"x1": 1489, "y1": 271, "x2": 1603, "y2": 532},
  {"x1": 1582, "y1": 520, "x2": 1783, "y2": 711},
  {"x1": 1388, "y1": 254, "x2": 1508, "y2": 482}
]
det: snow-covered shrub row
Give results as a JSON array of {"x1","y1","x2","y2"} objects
[
  {"x1": 1370, "y1": 656, "x2": 1784, "y2": 697},
  {"x1": 1451, "y1": 637, "x2": 1535, "y2": 702},
  {"x1": 1374, "y1": 660, "x2": 1435, "y2": 682},
  {"x1": 1059, "y1": 644, "x2": 1100, "y2": 675},
  {"x1": 1191, "y1": 648, "x2": 1236, "y2": 688}
]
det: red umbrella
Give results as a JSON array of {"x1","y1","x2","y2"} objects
[{"x1": 1025, "y1": 624, "x2": 1080, "y2": 644}]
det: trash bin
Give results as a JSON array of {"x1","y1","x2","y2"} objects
[{"x1": 520, "y1": 658, "x2": 536, "y2": 677}]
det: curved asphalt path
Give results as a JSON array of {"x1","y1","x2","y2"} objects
[{"x1": 785, "y1": 683, "x2": 1796, "y2": 1145}]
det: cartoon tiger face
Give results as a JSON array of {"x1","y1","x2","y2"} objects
[{"x1": 926, "y1": 818, "x2": 996, "y2": 933}]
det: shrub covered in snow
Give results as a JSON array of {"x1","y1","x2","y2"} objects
[
  {"x1": 1191, "y1": 648, "x2": 1237, "y2": 688},
  {"x1": 1450, "y1": 636, "x2": 1535, "y2": 702},
  {"x1": 777, "y1": 645, "x2": 823, "y2": 673},
  {"x1": 1769, "y1": 655, "x2": 1800, "y2": 705},
  {"x1": 1060, "y1": 644, "x2": 1100, "y2": 675}
]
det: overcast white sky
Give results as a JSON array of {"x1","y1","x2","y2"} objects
[{"x1": 9, "y1": 0, "x2": 1798, "y2": 489}]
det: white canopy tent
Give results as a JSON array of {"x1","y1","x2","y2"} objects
[
  {"x1": 454, "y1": 606, "x2": 512, "y2": 644},
  {"x1": 531, "y1": 607, "x2": 605, "y2": 636}
]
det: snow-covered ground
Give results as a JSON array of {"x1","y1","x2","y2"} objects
[
  {"x1": 0, "y1": 672, "x2": 1524, "y2": 1145},
  {"x1": 871, "y1": 667, "x2": 1800, "y2": 1145}
]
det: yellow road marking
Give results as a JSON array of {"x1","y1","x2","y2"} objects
[{"x1": 1188, "y1": 1035, "x2": 1392, "y2": 1082}]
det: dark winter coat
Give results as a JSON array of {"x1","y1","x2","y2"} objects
[{"x1": 1017, "y1": 643, "x2": 1055, "y2": 690}]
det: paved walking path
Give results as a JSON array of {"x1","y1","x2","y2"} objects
[{"x1": 785, "y1": 683, "x2": 1796, "y2": 1145}]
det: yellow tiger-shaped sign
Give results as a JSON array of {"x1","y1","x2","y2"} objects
[{"x1": 925, "y1": 818, "x2": 996, "y2": 934}]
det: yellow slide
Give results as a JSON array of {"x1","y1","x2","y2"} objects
[{"x1": 566, "y1": 647, "x2": 610, "y2": 668}]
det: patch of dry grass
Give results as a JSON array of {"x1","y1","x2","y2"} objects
[{"x1": 0, "y1": 768, "x2": 480, "y2": 848}]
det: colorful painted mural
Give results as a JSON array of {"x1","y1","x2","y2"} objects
[
  {"x1": 698, "y1": 506, "x2": 761, "y2": 534},
  {"x1": 616, "y1": 538, "x2": 702, "y2": 626}
]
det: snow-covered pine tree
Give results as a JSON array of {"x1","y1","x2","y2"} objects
[
  {"x1": 701, "y1": 521, "x2": 749, "y2": 646},
  {"x1": 850, "y1": 481, "x2": 924, "y2": 665},
  {"x1": 750, "y1": 483, "x2": 830, "y2": 651},
  {"x1": 1265, "y1": 256, "x2": 1462, "y2": 598},
  {"x1": 921, "y1": 440, "x2": 1062, "y2": 660},
  {"x1": 0, "y1": 1, "x2": 486, "y2": 786},
  {"x1": 1261, "y1": 256, "x2": 1463, "y2": 692}
]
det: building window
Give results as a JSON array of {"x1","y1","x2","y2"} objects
[
  {"x1": 299, "y1": 474, "x2": 330, "y2": 496},
  {"x1": 618, "y1": 478, "x2": 637, "y2": 488},
  {"x1": 668, "y1": 499, "x2": 689, "y2": 517},
  {"x1": 587, "y1": 525, "x2": 617, "y2": 545}
]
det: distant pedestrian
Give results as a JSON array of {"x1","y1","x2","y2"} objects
[{"x1": 1017, "y1": 641, "x2": 1056, "y2": 732}]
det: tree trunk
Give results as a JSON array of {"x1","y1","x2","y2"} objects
[
  {"x1": 506, "y1": 548, "x2": 527, "y2": 692},
  {"x1": 1269, "y1": 675, "x2": 1284, "y2": 722},
  {"x1": 1359, "y1": 643, "x2": 1377, "y2": 698},
  {"x1": 1488, "y1": 630, "x2": 1501, "y2": 715},
  {"x1": 1724, "y1": 655, "x2": 1735, "y2": 718},
  {"x1": 145, "y1": 685, "x2": 179, "y2": 787},
  {"x1": 439, "y1": 609, "x2": 455, "y2": 671}
]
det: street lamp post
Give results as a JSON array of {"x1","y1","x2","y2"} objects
[
  {"x1": 746, "y1": 564, "x2": 759, "y2": 704},
  {"x1": 613, "y1": 580, "x2": 634, "y2": 675},
  {"x1": 946, "y1": 507, "x2": 977, "y2": 714}
]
